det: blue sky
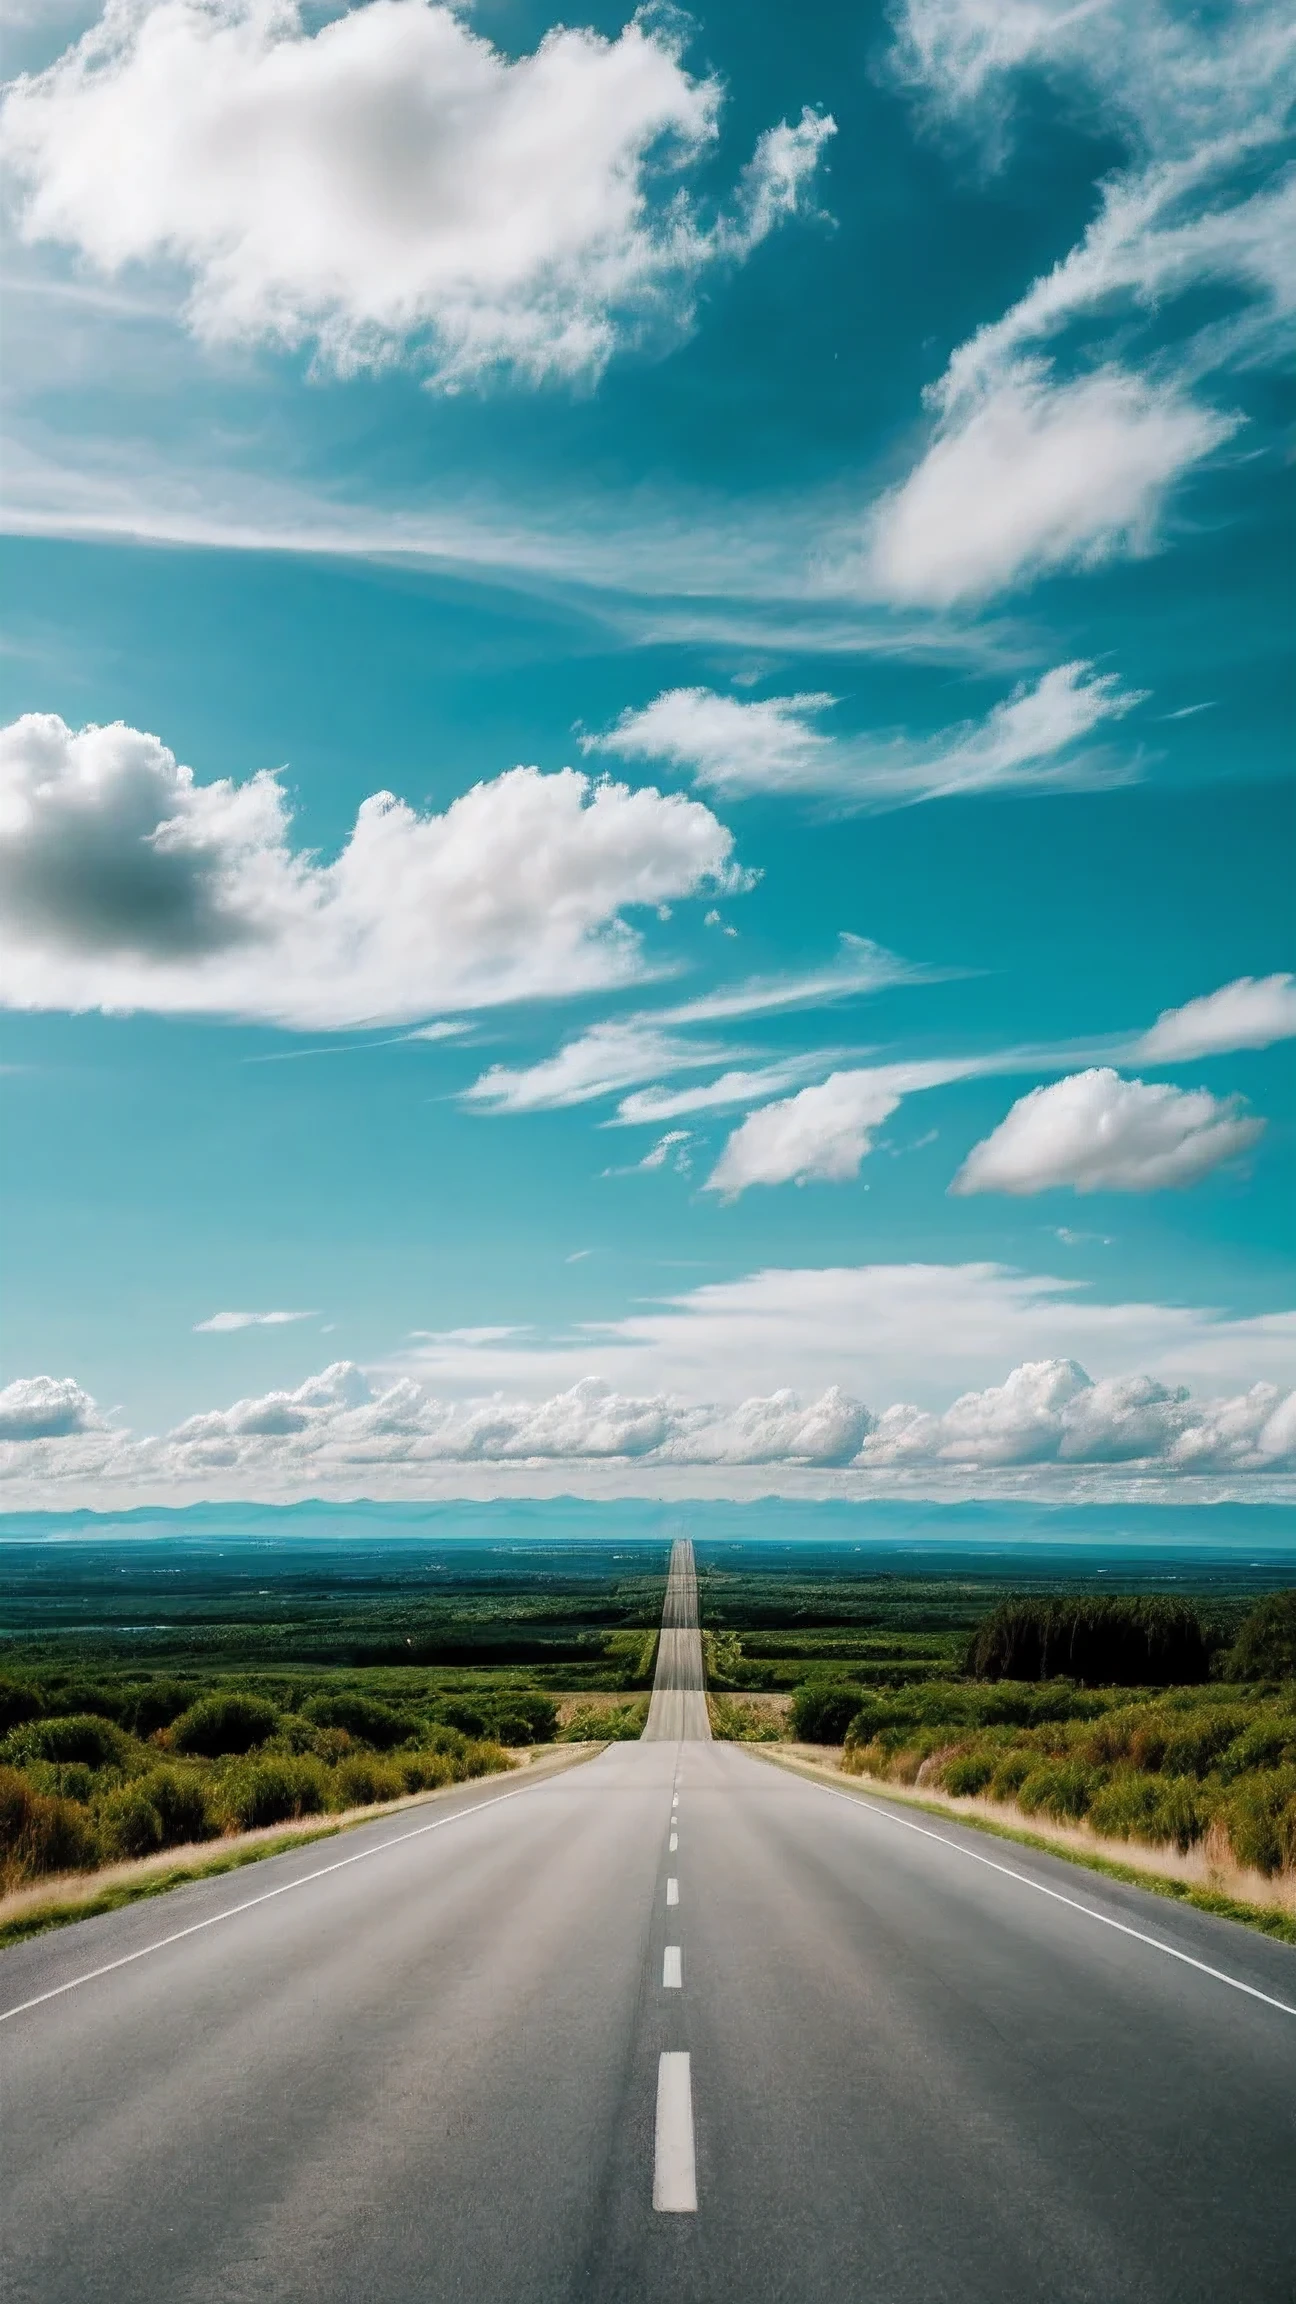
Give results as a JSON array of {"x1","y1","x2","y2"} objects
[{"x1": 0, "y1": 0, "x2": 1293, "y2": 1504}]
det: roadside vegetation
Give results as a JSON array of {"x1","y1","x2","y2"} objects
[
  {"x1": 774, "y1": 1594, "x2": 1296, "y2": 1903},
  {"x1": 0, "y1": 1671, "x2": 566, "y2": 1891}
]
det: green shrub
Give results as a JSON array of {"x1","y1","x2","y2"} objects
[
  {"x1": 121, "y1": 1682, "x2": 194, "y2": 1739},
  {"x1": 1016, "y1": 1762, "x2": 1096, "y2": 1823},
  {"x1": 219, "y1": 1756, "x2": 328, "y2": 1831},
  {"x1": 1224, "y1": 1590, "x2": 1296, "y2": 1682},
  {"x1": 1161, "y1": 1711, "x2": 1248, "y2": 1778},
  {"x1": 789, "y1": 1685, "x2": 865, "y2": 1743},
  {"x1": 395, "y1": 1750, "x2": 454, "y2": 1793},
  {"x1": 1217, "y1": 1717, "x2": 1296, "y2": 1781},
  {"x1": 940, "y1": 1752, "x2": 996, "y2": 1798},
  {"x1": 561, "y1": 1702, "x2": 644, "y2": 1741},
  {"x1": 1220, "y1": 1768, "x2": 1296, "y2": 1875},
  {"x1": 0, "y1": 1766, "x2": 100, "y2": 1876},
  {"x1": 987, "y1": 1750, "x2": 1037, "y2": 1801},
  {"x1": 489, "y1": 1692, "x2": 559, "y2": 1745},
  {"x1": 332, "y1": 1754, "x2": 404, "y2": 1807},
  {"x1": 0, "y1": 1681, "x2": 42, "y2": 1735},
  {"x1": 37, "y1": 1680, "x2": 127, "y2": 1721},
  {"x1": 300, "y1": 1693, "x2": 419, "y2": 1750},
  {"x1": 101, "y1": 1784, "x2": 166, "y2": 1859},
  {"x1": 436, "y1": 1700, "x2": 489, "y2": 1738},
  {"x1": 138, "y1": 1766, "x2": 218, "y2": 1846},
  {"x1": 1088, "y1": 1771, "x2": 1206, "y2": 1852},
  {"x1": 171, "y1": 1693, "x2": 281, "y2": 1757},
  {"x1": 4, "y1": 1714, "x2": 129, "y2": 1769},
  {"x1": 967, "y1": 1596, "x2": 1212, "y2": 1686}
]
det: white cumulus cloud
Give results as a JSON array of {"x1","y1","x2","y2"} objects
[
  {"x1": 0, "y1": 1373, "x2": 102, "y2": 1439},
  {"x1": 705, "y1": 1060, "x2": 977, "y2": 1192},
  {"x1": 594, "y1": 659, "x2": 1146, "y2": 799},
  {"x1": 1138, "y1": 974, "x2": 1296, "y2": 1062},
  {"x1": 1, "y1": 0, "x2": 833, "y2": 386},
  {"x1": 859, "y1": 1356, "x2": 1296, "y2": 1471},
  {"x1": 952, "y1": 1067, "x2": 1264, "y2": 1195},
  {"x1": 4, "y1": 1349, "x2": 1294, "y2": 1500},
  {"x1": 0, "y1": 714, "x2": 745, "y2": 1027}
]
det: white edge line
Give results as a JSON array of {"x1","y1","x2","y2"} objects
[
  {"x1": 793, "y1": 1769, "x2": 1296, "y2": 2019},
  {"x1": 0, "y1": 1773, "x2": 552, "y2": 2025}
]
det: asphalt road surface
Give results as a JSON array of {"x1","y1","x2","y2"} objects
[{"x1": 2, "y1": 1541, "x2": 1294, "y2": 2303}]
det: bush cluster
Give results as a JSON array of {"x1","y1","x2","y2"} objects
[
  {"x1": 786, "y1": 1592, "x2": 1296, "y2": 1878},
  {"x1": 0, "y1": 1669, "x2": 532, "y2": 1890},
  {"x1": 828, "y1": 1681, "x2": 1296, "y2": 1875}
]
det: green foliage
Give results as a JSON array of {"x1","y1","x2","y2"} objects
[
  {"x1": 0, "y1": 1681, "x2": 42, "y2": 1735},
  {"x1": 120, "y1": 1682, "x2": 194, "y2": 1738},
  {"x1": 1224, "y1": 1590, "x2": 1296, "y2": 1682},
  {"x1": 300, "y1": 1693, "x2": 420, "y2": 1749},
  {"x1": 707, "y1": 1695, "x2": 781, "y2": 1742},
  {"x1": 219, "y1": 1756, "x2": 329, "y2": 1832},
  {"x1": 840, "y1": 1677, "x2": 1296, "y2": 1877},
  {"x1": 0, "y1": 1765, "x2": 100, "y2": 1876},
  {"x1": 701, "y1": 1630, "x2": 744, "y2": 1689},
  {"x1": 3, "y1": 1714, "x2": 130, "y2": 1768},
  {"x1": 789, "y1": 1685, "x2": 869, "y2": 1742},
  {"x1": 966, "y1": 1595, "x2": 1213, "y2": 1686},
  {"x1": 560, "y1": 1701, "x2": 647, "y2": 1741},
  {"x1": 171, "y1": 1693, "x2": 282, "y2": 1757}
]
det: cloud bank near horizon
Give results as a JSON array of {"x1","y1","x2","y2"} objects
[{"x1": 3, "y1": 1349, "x2": 1293, "y2": 1506}]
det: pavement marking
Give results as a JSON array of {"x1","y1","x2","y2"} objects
[
  {"x1": 669, "y1": 1830, "x2": 679, "y2": 1852},
  {"x1": 803, "y1": 1775, "x2": 1296, "y2": 2021},
  {"x1": 0, "y1": 1775, "x2": 558, "y2": 2026},
  {"x1": 653, "y1": 2052, "x2": 697, "y2": 2213},
  {"x1": 663, "y1": 1944, "x2": 683, "y2": 1988},
  {"x1": 666, "y1": 1877, "x2": 679, "y2": 1906}
]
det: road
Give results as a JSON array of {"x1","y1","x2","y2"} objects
[{"x1": 2, "y1": 1540, "x2": 1294, "y2": 2303}]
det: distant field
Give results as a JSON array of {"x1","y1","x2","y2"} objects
[{"x1": 1, "y1": 1524, "x2": 1292, "y2": 1914}]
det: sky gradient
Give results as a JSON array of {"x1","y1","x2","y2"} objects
[{"x1": 0, "y1": 0, "x2": 1293, "y2": 1505}]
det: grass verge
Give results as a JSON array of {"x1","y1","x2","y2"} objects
[
  {"x1": 759, "y1": 1746, "x2": 1296, "y2": 1948},
  {"x1": 0, "y1": 1743, "x2": 598, "y2": 1953}
]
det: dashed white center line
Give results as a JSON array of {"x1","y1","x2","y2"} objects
[
  {"x1": 666, "y1": 1877, "x2": 679, "y2": 1906},
  {"x1": 663, "y1": 1945, "x2": 682, "y2": 1989},
  {"x1": 653, "y1": 2052, "x2": 697, "y2": 2213},
  {"x1": 669, "y1": 1831, "x2": 678, "y2": 1851}
]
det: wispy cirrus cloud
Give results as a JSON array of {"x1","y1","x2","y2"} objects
[
  {"x1": 193, "y1": 1310, "x2": 321, "y2": 1333},
  {"x1": 864, "y1": 0, "x2": 1295, "y2": 605},
  {"x1": 1138, "y1": 975, "x2": 1296, "y2": 1063},
  {"x1": 591, "y1": 661, "x2": 1146, "y2": 802}
]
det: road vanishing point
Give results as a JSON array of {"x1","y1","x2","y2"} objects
[{"x1": 2, "y1": 1539, "x2": 1294, "y2": 2302}]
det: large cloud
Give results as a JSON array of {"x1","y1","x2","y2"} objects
[
  {"x1": 592, "y1": 660, "x2": 1146, "y2": 799},
  {"x1": 0, "y1": 1374, "x2": 102, "y2": 1440},
  {"x1": 5, "y1": 1353, "x2": 1294, "y2": 1500},
  {"x1": 705, "y1": 1060, "x2": 977, "y2": 1192},
  {"x1": 1, "y1": 0, "x2": 832, "y2": 385},
  {"x1": 0, "y1": 714, "x2": 745, "y2": 1027},
  {"x1": 1138, "y1": 975, "x2": 1296, "y2": 1062},
  {"x1": 860, "y1": 1358, "x2": 1296, "y2": 1471},
  {"x1": 861, "y1": 363, "x2": 1233, "y2": 607},
  {"x1": 951, "y1": 1068, "x2": 1264, "y2": 1195},
  {"x1": 866, "y1": 0, "x2": 1293, "y2": 604}
]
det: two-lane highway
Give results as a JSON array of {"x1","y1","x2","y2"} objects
[{"x1": 2, "y1": 1542, "x2": 1293, "y2": 2302}]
